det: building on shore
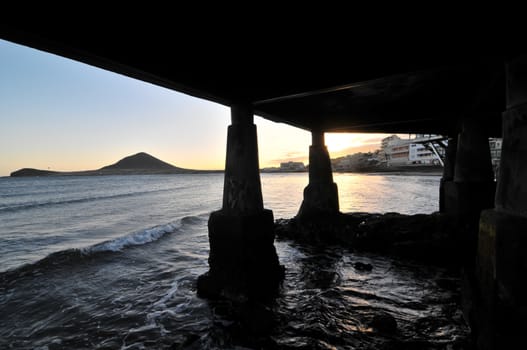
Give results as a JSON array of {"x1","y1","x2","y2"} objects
[
  {"x1": 261, "y1": 162, "x2": 306, "y2": 173},
  {"x1": 381, "y1": 134, "x2": 502, "y2": 177},
  {"x1": 489, "y1": 137, "x2": 502, "y2": 178},
  {"x1": 381, "y1": 134, "x2": 445, "y2": 167},
  {"x1": 331, "y1": 152, "x2": 380, "y2": 172},
  {"x1": 279, "y1": 161, "x2": 306, "y2": 172},
  {"x1": 262, "y1": 135, "x2": 502, "y2": 175}
]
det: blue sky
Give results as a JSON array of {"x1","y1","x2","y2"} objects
[{"x1": 0, "y1": 39, "x2": 388, "y2": 176}]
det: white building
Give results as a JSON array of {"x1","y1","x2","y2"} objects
[
  {"x1": 280, "y1": 161, "x2": 305, "y2": 171},
  {"x1": 489, "y1": 138, "x2": 502, "y2": 178},
  {"x1": 382, "y1": 134, "x2": 502, "y2": 173},
  {"x1": 382, "y1": 135, "x2": 443, "y2": 167}
]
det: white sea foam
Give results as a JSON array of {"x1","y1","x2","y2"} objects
[
  {"x1": 88, "y1": 221, "x2": 182, "y2": 253},
  {"x1": 152, "y1": 280, "x2": 180, "y2": 309}
]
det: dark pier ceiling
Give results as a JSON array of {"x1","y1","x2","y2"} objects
[{"x1": 0, "y1": 25, "x2": 507, "y2": 136}]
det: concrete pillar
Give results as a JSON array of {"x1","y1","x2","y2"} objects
[
  {"x1": 475, "y1": 56, "x2": 527, "y2": 350},
  {"x1": 439, "y1": 135, "x2": 457, "y2": 213},
  {"x1": 443, "y1": 119, "x2": 496, "y2": 231},
  {"x1": 454, "y1": 119, "x2": 495, "y2": 183},
  {"x1": 197, "y1": 105, "x2": 284, "y2": 301},
  {"x1": 222, "y1": 105, "x2": 263, "y2": 214},
  {"x1": 297, "y1": 130, "x2": 339, "y2": 220}
]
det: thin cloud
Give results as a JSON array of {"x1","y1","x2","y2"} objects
[{"x1": 283, "y1": 151, "x2": 306, "y2": 158}]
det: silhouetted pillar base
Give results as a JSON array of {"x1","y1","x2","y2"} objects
[
  {"x1": 197, "y1": 209, "x2": 284, "y2": 301},
  {"x1": 439, "y1": 179, "x2": 448, "y2": 213},
  {"x1": 472, "y1": 209, "x2": 527, "y2": 350},
  {"x1": 444, "y1": 181, "x2": 496, "y2": 221},
  {"x1": 297, "y1": 182, "x2": 339, "y2": 219},
  {"x1": 470, "y1": 58, "x2": 527, "y2": 350},
  {"x1": 198, "y1": 105, "x2": 284, "y2": 301},
  {"x1": 297, "y1": 134, "x2": 340, "y2": 221},
  {"x1": 443, "y1": 118, "x2": 495, "y2": 266},
  {"x1": 439, "y1": 136, "x2": 457, "y2": 213},
  {"x1": 444, "y1": 181, "x2": 496, "y2": 260}
]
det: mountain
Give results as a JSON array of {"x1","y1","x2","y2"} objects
[
  {"x1": 100, "y1": 152, "x2": 183, "y2": 171},
  {"x1": 10, "y1": 168, "x2": 60, "y2": 177},
  {"x1": 10, "y1": 152, "x2": 206, "y2": 177}
]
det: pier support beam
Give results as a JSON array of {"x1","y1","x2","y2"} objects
[
  {"x1": 443, "y1": 118, "x2": 495, "y2": 243},
  {"x1": 439, "y1": 135, "x2": 457, "y2": 213},
  {"x1": 474, "y1": 56, "x2": 527, "y2": 350},
  {"x1": 297, "y1": 130, "x2": 339, "y2": 220},
  {"x1": 197, "y1": 105, "x2": 284, "y2": 301}
]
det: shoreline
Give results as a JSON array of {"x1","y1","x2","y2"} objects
[
  {"x1": 264, "y1": 169, "x2": 443, "y2": 176},
  {"x1": 353, "y1": 171, "x2": 443, "y2": 176},
  {"x1": 8, "y1": 168, "x2": 224, "y2": 177},
  {"x1": 5, "y1": 169, "x2": 443, "y2": 178}
]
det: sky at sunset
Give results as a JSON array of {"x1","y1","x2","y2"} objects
[{"x1": 0, "y1": 39, "x2": 398, "y2": 177}]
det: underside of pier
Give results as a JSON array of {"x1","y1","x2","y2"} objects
[{"x1": 1, "y1": 24, "x2": 525, "y2": 350}]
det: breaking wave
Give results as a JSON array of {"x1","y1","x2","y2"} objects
[
  {"x1": 0, "y1": 215, "x2": 206, "y2": 283},
  {"x1": 88, "y1": 221, "x2": 182, "y2": 253}
]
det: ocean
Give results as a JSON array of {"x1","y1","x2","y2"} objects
[{"x1": 0, "y1": 173, "x2": 468, "y2": 349}]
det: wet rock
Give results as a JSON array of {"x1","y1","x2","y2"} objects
[
  {"x1": 196, "y1": 272, "x2": 222, "y2": 300},
  {"x1": 353, "y1": 262, "x2": 373, "y2": 271},
  {"x1": 436, "y1": 277, "x2": 459, "y2": 290},
  {"x1": 382, "y1": 339, "x2": 434, "y2": 350},
  {"x1": 274, "y1": 212, "x2": 463, "y2": 267},
  {"x1": 370, "y1": 312, "x2": 397, "y2": 333},
  {"x1": 170, "y1": 333, "x2": 201, "y2": 349},
  {"x1": 238, "y1": 302, "x2": 275, "y2": 335}
]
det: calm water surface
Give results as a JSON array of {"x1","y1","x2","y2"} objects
[{"x1": 0, "y1": 173, "x2": 467, "y2": 349}]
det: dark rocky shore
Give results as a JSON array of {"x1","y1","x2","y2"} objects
[
  {"x1": 270, "y1": 213, "x2": 472, "y2": 349},
  {"x1": 275, "y1": 212, "x2": 462, "y2": 267},
  {"x1": 192, "y1": 213, "x2": 471, "y2": 349}
]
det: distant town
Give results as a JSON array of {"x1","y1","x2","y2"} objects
[
  {"x1": 11, "y1": 135, "x2": 503, "y2": 177},
  {"x1": 262, "y1": 134, "x2": 503, "y2": 175}
]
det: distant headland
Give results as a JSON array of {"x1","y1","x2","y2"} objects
[{"x1": 10, "y1": 152, "x2": 221, "y2": 177}]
